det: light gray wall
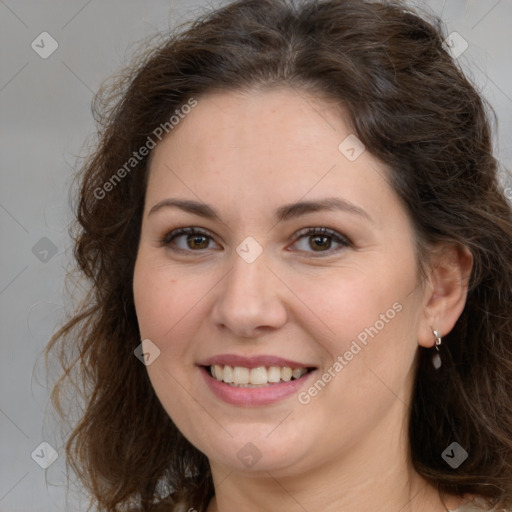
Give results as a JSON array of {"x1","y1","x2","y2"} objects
[{"x1": 1, "y1": 1, "x2": 511, "y2": 511}]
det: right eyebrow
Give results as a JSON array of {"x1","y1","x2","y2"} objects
[{"x1": 148, "y1": 199, "x2": 220, "y2": 220}]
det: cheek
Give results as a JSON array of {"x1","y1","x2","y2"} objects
[
  {"x1": 133, "y1": 256, "x2": 216, "y2": 365},
  {"x1": 134, "y1": 254, "x2": 188, "y2": 336},
  {"x1": 133, "y1": 264, "x2": 172, "y2": 339},
  {"x1": 294, "y1": 252, "x2": 421, "y2": 388},
  {"x1": 132, "y1": 258, "x2": 204, "y2": 419},
  {"x1": 295, "y1": 263, "x2": 414, "y2": 344}
]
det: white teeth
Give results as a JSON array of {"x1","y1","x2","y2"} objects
[
  {"x1": 233, "y1": 366, "x2": 249, "y2": 385},
  {"x1": 267, "y1": 366, "x2": 281, "y2": 383},
  {"x1": 223, "y1": 365, "x2": 233, "y2": 383},
  {"x1": 291, "y1": 368, "x2": 303, "y2": 379},
  {"x1": 249, "y1": 367, "x2": 267, "y2": 385},
  {"x1": 281, "y1": 367, "x2": 292, "y2": 382},
  {"x1": 209, "y1": 365, "x2": 309, "y2": 386}
]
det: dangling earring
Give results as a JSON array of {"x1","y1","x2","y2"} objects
[{"x1": 432, "y1": 328, "x2": 442, "y2": 369}]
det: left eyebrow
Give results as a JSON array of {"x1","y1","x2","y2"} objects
[
  {"x1": 274, "y1": 197, "x2": 374, "y2": 224},
  {"x1": 148, "y1": 197, "x2": 374, "y2": 224}
]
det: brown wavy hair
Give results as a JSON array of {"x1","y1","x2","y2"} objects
[{"x1": 47, "y1": 0, "x2": 512, "y2": 510}]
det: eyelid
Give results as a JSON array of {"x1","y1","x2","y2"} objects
[
  {"x1": 161, "y1": 226, "x2": 214, "y2": 245},
  {"x1": 292, "y1": 226, "x2": 350, "y2": 242},
  {"x1": 160, "y1": 226, "x2": 220, "y2": 253},
  {"x1": 160, "y1": 226, "x2": 352, "y2": 256},
  {"x1": 288, "y1": 226, "x2": 352, "y2": 256}
]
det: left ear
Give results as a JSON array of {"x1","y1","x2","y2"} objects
[{"x1": 417, "y1": 243, "x2": 473, "y2": 348}]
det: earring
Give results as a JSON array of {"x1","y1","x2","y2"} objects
[{"x1": 432, "y1": 328, "x2": 442, "y2": 369}]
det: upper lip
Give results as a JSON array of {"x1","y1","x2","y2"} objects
[{"x1": 199, "y1": 354, "x2": 316, "y2": 369}]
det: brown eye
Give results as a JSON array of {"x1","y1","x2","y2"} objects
[
  {"x1": 309, "y1": 235, "x2": 332, "y2": 251},
  {"x1": 291, "y1": 227, "x2": 351, "y2": 256},
  {"x1": 162, "y1": 227, "x2": 220, "y2": 253},
  {"x1": 186, "y1": 234, "x2": 210, "y2": 250}
]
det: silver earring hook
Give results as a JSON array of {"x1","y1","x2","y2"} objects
[{"x1": 433, "y1": 329, "x2": 442, "y2": 351}]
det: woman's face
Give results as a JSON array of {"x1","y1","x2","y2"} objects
[{"x1": 133, "y1": 88, "x2": 429, "y2": 477}]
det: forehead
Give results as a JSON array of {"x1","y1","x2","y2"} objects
[
  {"x1": 151, "y1": 88, "x2": 344, "y2": 164},
  {"x1": 145, "y1": 87, "x2": 394, "y2": 221}
]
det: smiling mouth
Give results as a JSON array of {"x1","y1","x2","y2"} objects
[{"x1": 206, "y1": 365, "x2": 315, "y2": 387}]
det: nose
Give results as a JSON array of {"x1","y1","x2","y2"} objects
[{"x1": 211, "y1": 252, "x2": 288, "y2": 339}]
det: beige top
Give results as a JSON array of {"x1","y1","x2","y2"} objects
[
  {"x1": 450, "y1": 496, "x2": 508, "y2": 511},
  {"x1": 172, "y1": 495, "x2": 509, "y2": 511}
]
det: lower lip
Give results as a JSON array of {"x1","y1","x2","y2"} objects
[{"x1": 199, "y1": 366, "x2": 316, "y2": 406}]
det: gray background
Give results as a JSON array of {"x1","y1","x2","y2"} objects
[{"x1": 1, "y1": 1, "x2": 511, "y2": 511}]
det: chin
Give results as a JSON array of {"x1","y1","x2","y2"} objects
[{"x1": 185, "y1": 420, "x2": 317, "y2": 475}]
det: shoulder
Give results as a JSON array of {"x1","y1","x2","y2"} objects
[
  {"x1": 171, "y1": 504, "x2": 193, "y2": 512},
  {"x1": 450, "y1": 496, "x2": 510, "y2": 512},
  {"x1": 139, "y1": 497, "x2": 195, "y2": 512}
]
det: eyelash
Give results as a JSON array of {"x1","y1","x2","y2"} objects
[{"x1": 160, "y1": 226, "x2": 352, "y2": 257}]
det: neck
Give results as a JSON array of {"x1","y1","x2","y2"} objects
[
  {"x1": 206, "y1": 464, "x2": 446, "y2": 512},
  {"x1": 204, "y1": 380, "x2": 466, "y2": 512},
  {"x1": 206, "y1": 417, "x2": 455, "y2": 512}
]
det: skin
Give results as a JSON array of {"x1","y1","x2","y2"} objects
[{"x1": 132, "y1": 87, "x2": 473, "y2": 512}]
